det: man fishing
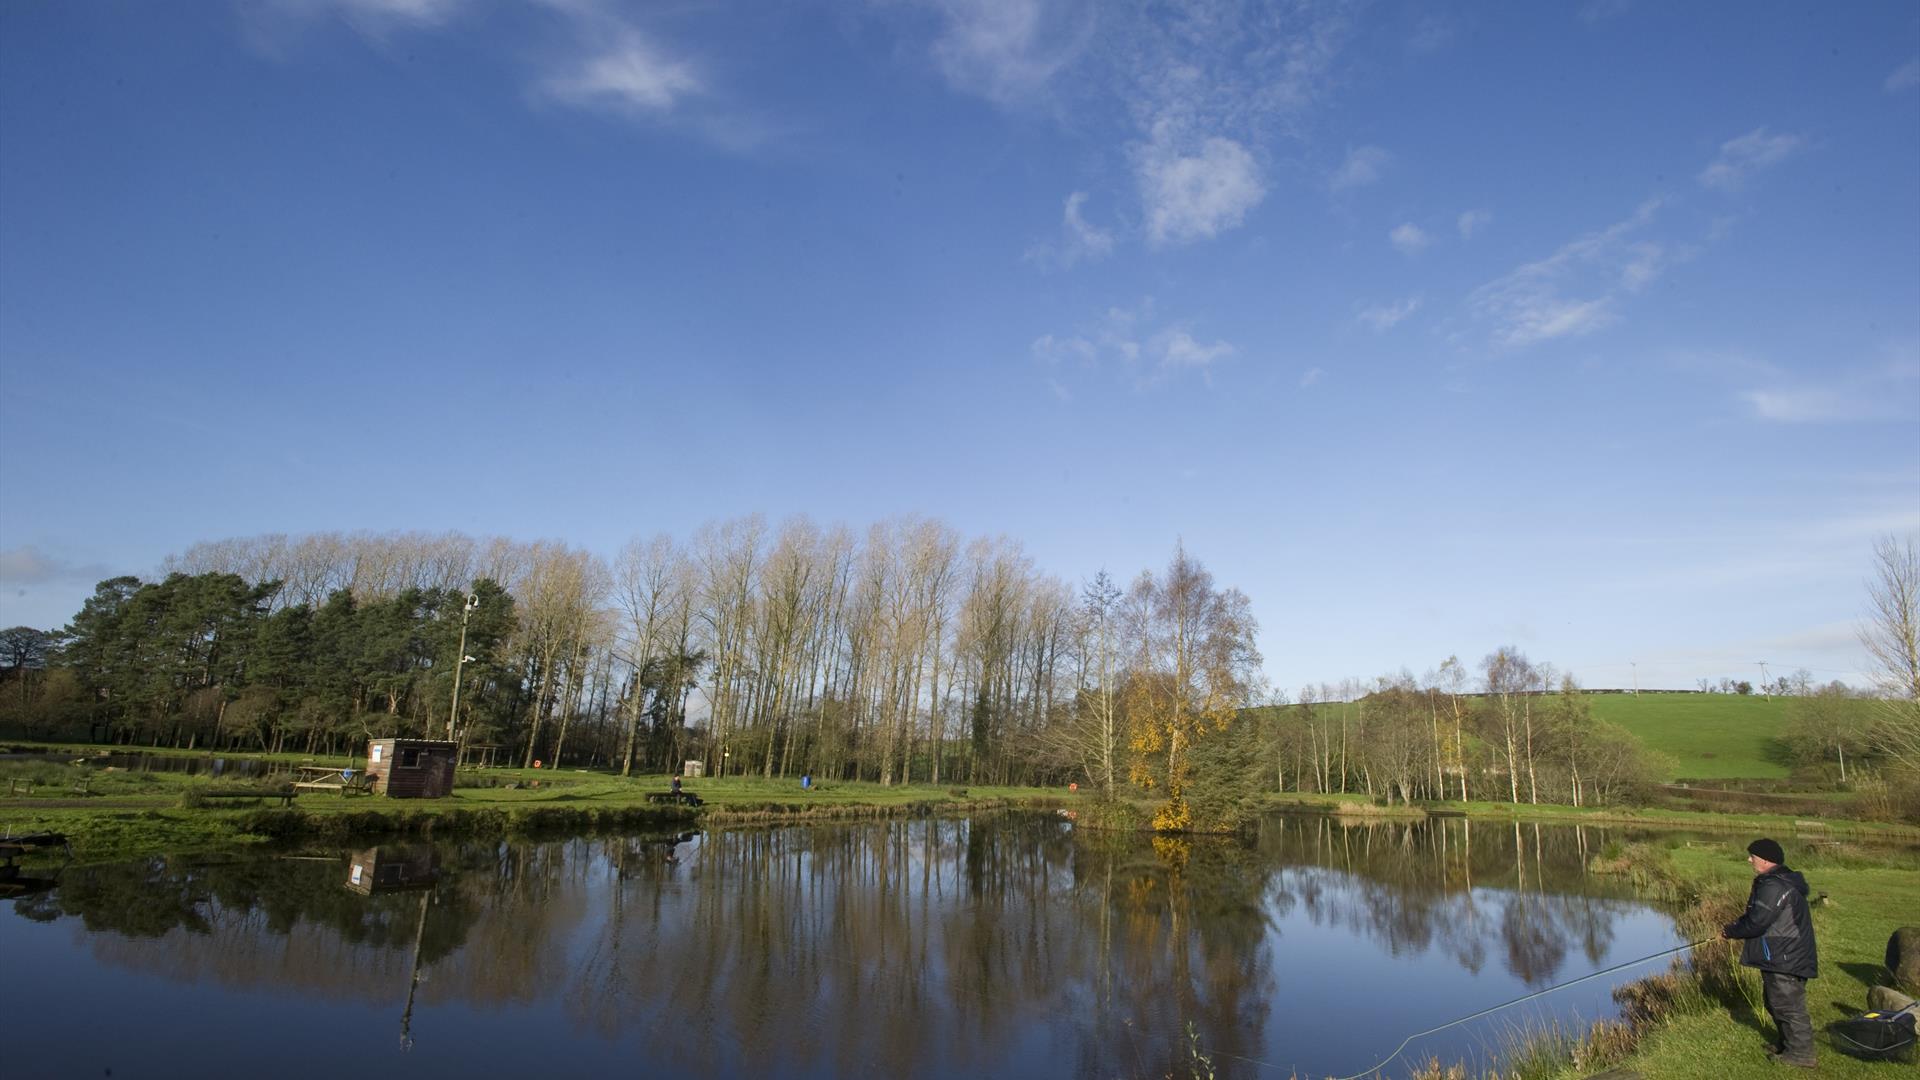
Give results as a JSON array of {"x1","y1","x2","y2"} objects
[{"x1": 1721, "y1": 838, "x2": 1819, "y2": 1068}]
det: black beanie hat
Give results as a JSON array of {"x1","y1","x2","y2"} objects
[{"x1": 1747, "y1": 838, "x2": 1786, "y2": 865}]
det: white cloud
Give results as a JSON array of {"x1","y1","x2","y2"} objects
[
  {"x1": 1457, "y1": 208, "x2": 1492, "y2": 238},
  {"x1": 1888, "y1": 58, "x2": 1920, "y2": 93},
  {"x1": 1026, "y1": 192, "x2": 1115, "y2": 268},
  {"x1": 1030, "y1": 333, "x2": 1098, "y2": 366},
  {"x1": 0, "y1": 546, "x2": 114, "y2": 586},
  {"x1": 1330, "y1": 145, "x2": 1390, "y2": 191},
  {"x1": 1740, "y1": 346, "x2": 1920, "y2": 423},
  {"x1": 1356, "y1": 296, "x2": 1421, "y2": 332},
  {"x1": 1744, "y1": 387, "x2": 1871, "y2": 423},
  {"x1": 1388, "y1": 222, "x2": 1430, "y2": 255},
  {"x1": 910, "y1": 5, "x2": 1354, "y2": 253},
  {"x1": 1061, "y1": 192, "x2": 1114, "y2": 259},
  {"x1": 1467, "y1": 199, "x2": 1667, "y2": 348},
  {"x1": 334, "y1": 0, "x2": 462, "y2": 21},
  {"x1": 1033, "y1": 298, "x2": 1233, "y2": 390},
  {"x1": 1299, "y1": 366, "x2": 1325, "y2": 387},
  {"x1": 241, "y1": 0, "x2": 470, "y2": 51},
  {"x1": 1579, "y1": 0, "x2": 1632, "y2": 23},
  {"x1": 1135, "y1": 123, "x2": 1266, "y2": 246},
  {"x1": 1407, "y1": 15, "x2": 1454, "y2": 54},
  {"x1": 1698, "y1": 127, "x2": 1805, "y2": 191},
  {"x1": 1153, "y1": 328, "x2": 1235, "y2": 375},
  {"x1": 1618, "y1": 242, "x2": 1665, "y2": 292},
  {"x1": 1500, "y1": 298, "x2": 1615, "y2": 345},
  {"x1": 926, "y1": 0, "x2": 1092, "y2": 107},
  {"x1": 262, "y1": 0, "x2": 467, "y2": 29},
  {"x1": 541, "y1": 29, "x2": 701, "y2": 113}
]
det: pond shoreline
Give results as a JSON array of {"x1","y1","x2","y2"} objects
[{"x1": 7, "y1": 780, "x2": 1918, "y2": 867}]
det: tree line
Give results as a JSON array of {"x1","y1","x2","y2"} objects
[
  {"x1": 0, "y1": 522, "x2": 1259, "y2": 816},
  {"x1": 3, "y1": 526, "x2": 1915, "y2": 827}
]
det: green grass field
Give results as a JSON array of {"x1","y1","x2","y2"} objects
[{"x1": 1588, "y1": 692, "x2": 1803, "y2": 780}]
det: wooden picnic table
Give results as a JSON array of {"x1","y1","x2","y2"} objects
[{"x1": 292, "y1": 765, "x2": 371, "y2": 796}]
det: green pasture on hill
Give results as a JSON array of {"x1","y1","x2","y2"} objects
[{"x1": 1587, "y1": 692, "x2": 1798, "y2": 781}]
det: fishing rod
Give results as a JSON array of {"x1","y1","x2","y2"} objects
[{"x1": 1323, "y1": 938, "x2": 1716, "y2": 1080}]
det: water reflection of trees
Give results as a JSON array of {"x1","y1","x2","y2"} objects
[
  {"x1": 1255, "y1": 816, "x2": 1639, "y2": 987},
  {"x1": 15, "y1": 814, "x2": 1659, "y2": 1076}
]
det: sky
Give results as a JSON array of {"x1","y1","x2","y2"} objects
[{"x1": 2, "y1": 0, "x2": 1917, "y2": 695}]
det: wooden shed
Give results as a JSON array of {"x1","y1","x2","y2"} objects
[
  {"x1": 365, "y1": 738, "x2": 458, "y2": 798},
  {"x1": 345, "y1": 845, "x2": 439, "y2": 895}
]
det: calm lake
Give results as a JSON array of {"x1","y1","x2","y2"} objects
[{"x1": 0, "y1": 814, "x2": 1684, "y2": 1079}]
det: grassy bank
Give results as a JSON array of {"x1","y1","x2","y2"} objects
[
  {"x1": 1578, "y1": 839, "x2": 1920, "y2": 1080},
  {"x1": 1399, "y1": 837, "x2": 1920, "y2": 1080},
  {"x1": 0, "y1": 752, "x2": 1062, "y2": 862},
  {"x1": 1261, "y1": 790, "x2": 1920, "y2": 841}
]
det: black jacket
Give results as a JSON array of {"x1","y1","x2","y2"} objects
[{"x1": 1723, "y1": 866, "x2": 1818, "y2": 979}]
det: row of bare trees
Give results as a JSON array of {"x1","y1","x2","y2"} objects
[
  {"x1": 1251, "y1": 651, "x2": 1666, "y2": 808},
  {"x1": 148, "y1": 520, "x2": 1248, "y2": 787}
]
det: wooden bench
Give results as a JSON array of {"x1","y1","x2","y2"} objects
[{"x1": 645, "y1": 790, "x2": 704, "y2": 807}]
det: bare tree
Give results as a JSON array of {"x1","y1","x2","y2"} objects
[
  {"x1": 1482, "y1": 647, "x2": 1539, "y2": 804},
  {"x1": 613, "y1": 534, "x2": 682, "y2": 775},
  {"x1": 1861, "y1": 534, "x2": 1920, "y2": 772}
]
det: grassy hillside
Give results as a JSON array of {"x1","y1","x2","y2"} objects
[{"x1": 1588, "y1": 691, "x2": 1800, "y2": 781}]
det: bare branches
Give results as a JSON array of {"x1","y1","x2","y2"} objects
[{"x1": 1861, "y1": 534, "x2": 1920, "y2": 772}]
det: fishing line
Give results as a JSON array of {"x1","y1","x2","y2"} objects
[{"x1": 1322, "y1": 938, "x2": 1714, "y2": 1080}]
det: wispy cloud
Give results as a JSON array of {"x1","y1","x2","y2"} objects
[
  {"x1": 1388, "y1": 222, "x2": 1430, "y2": 255},
  {"x1": 0, "y1": 546, "x2": 115, "y2": 586},
  {"x1": 1299, "y1": 366, "x2": 1325, "y2": 387},
  {"x1": 925, "y1": 0, "x2": 1094, "y2": 107},
  {"x1": 265, "y1": 0, "x2": 468, "y2": 30},
  {"x1": 540, "y1": 27, "x2": 702, "y2": 114},
  {"x1": 1031, "y1": 332, "x2": 1099, "y2": 367},
  {"x1": 1032, "y1": 298, "x2": 1236, "y2": 389},
  {"x1": 255, "y1": 0, "x2": 723, "y2": 133},
  {"x1": 1457, "y1": 208, "x2": 1492, "y2": 239},
  {"x1": 1698, "y1": 127, "x2": 1805, "y2": 191},
  {"x1": 1025, "y1": 191, "x2": 1115, "y2": 268},
  {"x1": 1467, "y1": 199, "x2": 1668, "y2": 348},
  {"x1": 1579, "y1": 0, "x2": 1632, "y2": 24},
  {"x1": 242, "y1": 0, "x2": 471, "y2": 51},
  {"x1": 1329, "y1": 145, "x2": 1390, "y2": 191},
  {"x1": 1740, "y1": 345, "x2": 1920, "y2": 423},
  {"x1": 337, "y1": 0, "x2": 462, "y2": 21},
  {"x1": 1888, "y1": 58, "x2": 1920, "y2": 93},
  {"x1": 1356, "y1": 296, "x2": 1420, "y2": 332},
  {"x1": 917, "y1": 4, "x2": 1353, "y2": 250},
  {"x1": 1153, "y1": 328, "x2": 1235, "y2": 378},
  {"x1": 1406, "y1": 15, "x2": 1455, "y2": 55},
  {"x1": 1136, "y1": 123, "x2": 1266, "y2": 246}
]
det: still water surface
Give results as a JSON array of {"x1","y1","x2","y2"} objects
[{"x1": 1, "y1": 814, "x2": 1682, "y2": 1079}]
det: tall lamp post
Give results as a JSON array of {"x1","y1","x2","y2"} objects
[{"x1": 446, "y1": 592, "x2": 480, "y2": 742}]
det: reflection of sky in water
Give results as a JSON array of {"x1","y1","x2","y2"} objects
[
  {"x1": 1257, "y1": 868, "x2": 1681, "y2": 1078},
  {"x1": 0, "y1": 817, "x2": 1685, "y2": 1080}
]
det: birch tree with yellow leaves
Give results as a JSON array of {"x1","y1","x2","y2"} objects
[{"x1": 1123, "y1": 544, "x2": 1261, "y2": 831}]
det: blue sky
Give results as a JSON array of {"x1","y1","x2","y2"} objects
[{"x1": 2, "y1": 0, "x2": 1916, "y2": 693}]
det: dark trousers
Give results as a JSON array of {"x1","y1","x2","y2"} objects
[{"x1": 1761, "y1": 970, "x2": 1815, "y2": 1060}]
